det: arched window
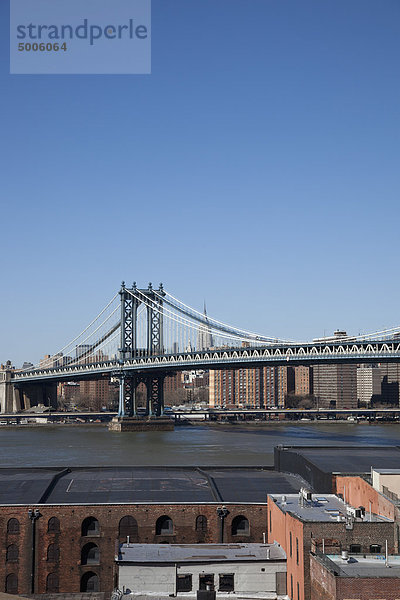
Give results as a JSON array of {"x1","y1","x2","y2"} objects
[
  {"x1": 81, "y1": 542, "x2": 100, "y2": 565},
  {"x1": 196, "y1": 515, "x2": 207, "y2": 533},
  {"x1": 46, "y1": 573, "x2": 59, "y2": 593},
  {"x1": 156, "y1": 515, "x2": 173, "y2": 535},
  {"x1": 5, "y1": 573, "x2": 18, "y2": 594},
  {"x1": 81, "y1": 517, "x2": 100, "y2": 537},
  {"x1": 7, "y1": 519, "x2": 20, "y2": 535},
  {"x1": 48, "y1": 517, "x2": 60, "y2": 533},
  {"x1": 231, "y1": 515, "x2": 249, "y2": 536},
  {"x1": 47, "y1": 543, "x2": 60, "y2": 562},
  {"x1": 6, "y1": 545, "x2": 18, "y2": 562},
  {"x1": 119, "y1": 516, "x2": 138, "y2": 540},
  {"x1": 80, "y1": 572, "x2": 99, "y2": 592}
]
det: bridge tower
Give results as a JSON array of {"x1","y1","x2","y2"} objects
[{"x1": 117, "y1": 282, "x2": 166, "y2": 418}]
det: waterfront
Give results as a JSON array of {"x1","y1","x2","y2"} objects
[{"x1": 0, "y1": 422, "x2": 400, "y2": 467}]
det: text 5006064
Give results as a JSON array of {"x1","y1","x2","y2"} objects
[{"x1": 18, "y1": 42, "x2": 67, "y2": 51}]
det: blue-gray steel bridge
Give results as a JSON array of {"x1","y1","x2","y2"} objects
[{"x1": 10, "y1": 282, "x2": 400, "y2": 417}]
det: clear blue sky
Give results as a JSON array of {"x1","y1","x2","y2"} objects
[{"x1": 1, "y1": 0, "x2": 399, "y2": 365}]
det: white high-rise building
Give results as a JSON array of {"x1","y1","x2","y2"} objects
[{"x1": 357, "y1": 365, "x2": 381, "y2": 404}]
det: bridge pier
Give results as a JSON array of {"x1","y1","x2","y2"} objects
[
  {"x1": 0, "y1": 370, "x2": 21, "y2": 413},
  {"x1": 0, "y1": 371, "x2": 57, "y2": 414},
  {"x1": 116, "y1": 372, "x2": 166, "y2": 423}
]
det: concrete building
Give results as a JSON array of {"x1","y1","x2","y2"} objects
[
  {"x1": 313, "y1": 364, "x2": 357, "y2": 409},
  {"x1": 310, "y1": 551, "x2": 400, "y2": 600},
  {"x1": 356, "y1": 365, "x2": 381, "y2": 404},
  {"x1": 372, "y1": 468, "x2": 400, "y2": 500},
  {"x1": 117, "y1": 543, "x2": 288, "y2": 599},
  {"x1": 267, "y1": 491, "x2": 396, "y2": 600}
]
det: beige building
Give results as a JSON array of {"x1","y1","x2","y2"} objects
[
  {"x1": 313, "y1": 363, "x2": 357, "y2": 409},
  {"x1": 357, "y1": 365, "x2": 381, "y2": 404}
]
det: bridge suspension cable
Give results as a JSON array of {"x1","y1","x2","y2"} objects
[{"x1": 22, "y1": 283, "x2": 400, "y2": 374}]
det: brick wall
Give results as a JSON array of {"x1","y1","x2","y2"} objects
[
  {"x1": 0, "y1": 503, "x2": 267, "y2": 596},
  {"x1": 267, "y1": 495, "x2": 397, "y2": 600},
  {"x1": 310, "y1": 554, "x2": 336, "y2": 600},
  {"x1": 310, "y1": 553, "x2": 400, "y2": 600},
  {"x1": 335, "y1": 476, "x2": 399, "y2": 524}
]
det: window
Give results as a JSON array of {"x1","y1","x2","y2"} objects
[
  {"x1": 81, "y1": 543, "x2": 100, "y2": 565},
  {"x1": 119, "y1": 516, "x2": 138, "y2": 540},
  {"x1": 7, "y1": 519, "x2": 20, "y2": 535},
  {"x1": 199, "y1": 574, "x2": 214, "y2": 591},
  {"x1": 176, "y1": 574, "x2": 192, "y2": 592},
  {"x1": 289, "y1": 532, "x2": 292, "y2": 557},
  {"x1": 196, "y1": 515, "x2": 207, "y2": 533},
  {"x1": 297, "y1": 581, "x2": 300, "y2": 600},
  {"x1": 80, "y1": 572, "x2": 99, "y2": 592},
  {"x1": 5, "y1": 573, "x2": 18, "y2": 594},
  {"x1": 156, "y1": 515, "x2": 173, "y2": 535},
  {"x1": 291, "y1": 575, "x2": 293, "y2": 599},
  {"x1": 46, "y1": 573, "x2": 59, "y2": 593},
  {"x1": 6, "y1": 545, "x2": 18, "y2": 562},
  {"x1": 48, "y1": 517, "x2": 60, "y2": 533},
  {"x1": 219, "y1": 574, "x2": 234, "y2": 592},
  {"x1": 350, "y1": 544, "x2": 361, "y2": 553},
  {"x1": 370, "y1": 544, "x2": 382, "y2": 553},
  {"x1": 47, "y1": 543, "x2": 60, "y2": 562},
  {"x1": 231, "y1": 515, "x2": 249, "y2": 536},
  {"x1": 81, "y1": 517, "x2": 100, "y2": 536},
  {"x1": 296, "y1": 537, "x2": 299, "y2": 565}
]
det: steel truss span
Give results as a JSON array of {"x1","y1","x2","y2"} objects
[{"x1": 10, "y1": 281, "x2": 400, "y2": 416}]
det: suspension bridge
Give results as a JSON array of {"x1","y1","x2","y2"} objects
[{"x1": 4, "y1": 282, "x2": 400, "y2": 417}]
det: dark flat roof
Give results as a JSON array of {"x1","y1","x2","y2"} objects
[
  {"x1": 0, "y1": 466, "x2": 305, "y2": 505},
  {"x1": 277, "y1": 446, "x2": 400, "y2": 475}
]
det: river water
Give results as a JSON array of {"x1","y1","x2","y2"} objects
[{"x1": 1, "y1": 422, "x2": 400, "y2": 467}]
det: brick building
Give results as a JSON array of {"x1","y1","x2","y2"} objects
[
  {"x1": 294, "y1": 367, "x2": 313, "y2": 397},
  {"x1": 209, "y1": 366, "x2": 294, "y2": 408},
  {"x1": 267, "y1": 492, "x2": 396, "y2": 600},
  {"x1": 79, "y1": 378, "x2": 118, "y2": 411},
  {"x1": 310, "y1": 551, "x2": 400, "y2": 600},
  {"x1": 0, "y1": 466, "x2": 304, "y2": 597}
]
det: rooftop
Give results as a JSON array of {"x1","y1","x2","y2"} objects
[
  {"x1": 276, "y1": 445, "x2": 400, "y2": 475},
  {"x1": 0, "y1": 466, "x2": 305, "y2": 505},
  {"x1": 118, "y1": 543, "x2": 286, "y2": 563},
  {"x1": 323, "y1": 553, "x2": 400, "y2": 578},
  {"x1": 373, "y1": 468, "x2": 400, "y2": 474},
  {"x1": 269, "y1": 493, "x2": 390, "y2": 523}
]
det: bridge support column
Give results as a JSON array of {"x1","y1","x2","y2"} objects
[
  {"x1": 118, "y1": 376, "x2": 126, "y2": 417},
  {"x1": 144, "y1": 374, "x2": 165, "y2": 417}
]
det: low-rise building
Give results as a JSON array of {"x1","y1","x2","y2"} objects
[
  {"x1": 267, "y1": 491, "x2": 396, "y2": 600},
  {"x1": 310, "y1": 551, "x2": 400, "y2": 600},
  {"x1": 117, "y1": 543, "x2": 288, "y2": 599}
]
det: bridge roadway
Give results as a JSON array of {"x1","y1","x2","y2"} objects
[
  {"x1": 12, "y1": 339, "x2": 400, "y2": 384},
  {"x1": 1, "y1": 408, "x2": 400, "y2": 423}
]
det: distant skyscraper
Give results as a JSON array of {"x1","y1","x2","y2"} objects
[{"x1": 197, "y1": 303, "x2": 213, "y2": 351}]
